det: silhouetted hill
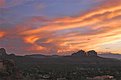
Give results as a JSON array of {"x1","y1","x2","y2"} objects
[
  {"x1": 0, "y1": 48, "x2": 121, "y2": 69},
  {"x1": 25, "y1": 54, "x2": 61, "y2": 58},
  {"x1": 25, "y1": 54, "x2": 47, "y2": 58},
  {"x1": 11, "y1": 55, "x2": 121, "y2": 70}
]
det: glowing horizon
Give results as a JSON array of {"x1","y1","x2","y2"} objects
[{"x1": 0, "y1": 0, "x2": 121, "y2": 55}]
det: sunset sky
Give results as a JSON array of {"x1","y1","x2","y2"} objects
[{"x1": 0, "y1": 0, "x2": 121, "y2": 55}]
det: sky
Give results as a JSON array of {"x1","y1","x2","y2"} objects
[{"x1": 0, "y1": 0, "x2": 121, "y2": 55}]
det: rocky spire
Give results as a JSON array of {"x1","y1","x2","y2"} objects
[{"x1": 0, "y1": 48, "x2": 8, "y2": 59}]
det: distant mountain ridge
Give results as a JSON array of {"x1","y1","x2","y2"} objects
[
  {"x1": 98, "y1": 53, "x2": 121, "y2": 59},
  {"x1": 0, "y1": 48, "x2": 121, "y2": 68},
  {"x1": 24, "y1": 50, "x2": 98, "y2": 58},
  {"x1": 25, "y1": 50, "x2": 121, "y2": 60}
]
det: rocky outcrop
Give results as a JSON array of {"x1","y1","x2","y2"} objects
[
  {"x1": 0, "y1": 48, "x2": 23, "y2": 80},
  {"x1": 0, "y1": 48, "x2": 8, "y2": 59},
  {"x1": 87, "y1": 50, "x2": 97, "y2": 56},
  {"x1": 0, "y1": 48, "x2": 7, "y2": 56},
  {"x1": 71, "y1": 50, "x2": 98, "y2": 57},
  {"x1": 72, "y1": 50, "x2": 86, "y2": 57}
]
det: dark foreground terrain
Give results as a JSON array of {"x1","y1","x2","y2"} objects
[{"x1": 0, "y1": 48, "x2": 121, "y2": 80}]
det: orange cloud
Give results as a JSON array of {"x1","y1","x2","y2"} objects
[
  {"x1": 0, "y1": 31, "x2": 5, "y2": 38},
  {"x1": 21, "y1": 0, "x2": 121, "y2": 35},
  {"x1": 1, "y1": 0, "x2": 120, "y2": 55},
  {"x1": 24, "y1": 35, "x2": 39, "y2": 44},
  {"x1": 17, "y1": 0, "x2": 121, "y2": 54}
]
